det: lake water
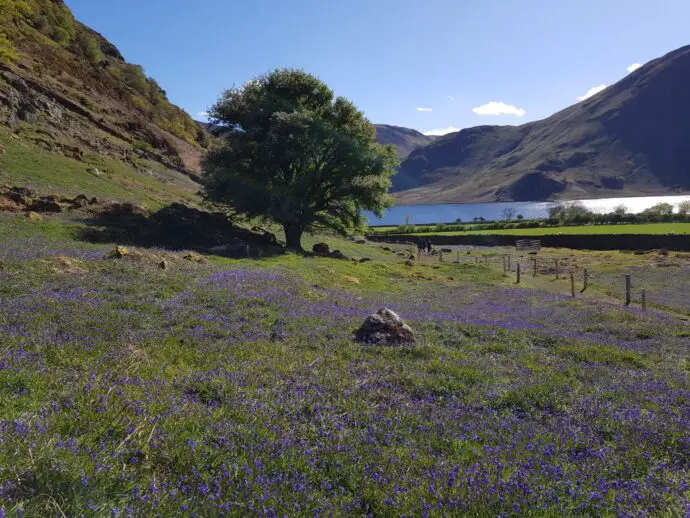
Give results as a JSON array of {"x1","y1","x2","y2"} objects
[{"x1": 366, "y1": 194, "x2": 690, "y2": 226}]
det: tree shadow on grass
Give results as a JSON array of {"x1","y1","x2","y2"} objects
[{"x1": 76, "y1": 202, "x2": 286, "y2": 258}]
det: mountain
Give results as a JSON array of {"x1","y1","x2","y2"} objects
[
  {"x1": 375, "y1": 124, "x2": 434, "y2": 159},
  {"x1": 0, "y1": 0, "x2": 208, "y2": 206},
  {"x1": 392, "y1": 45, "x2": 690, "y2": 203}
]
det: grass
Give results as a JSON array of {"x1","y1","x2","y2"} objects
[
  {"x1": 0, "y1": 212, "x2": 687, "y2": 516},
  {"x1": 0, "y1": 128, "x2": 200, "y2": 208},
  {"x1": 373, "y1": 222, "x2": 690, "y2": 236}
]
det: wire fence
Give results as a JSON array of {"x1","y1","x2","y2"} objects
[{"x1": 394, "y1": 243, "x2": 690, "y2": 316}]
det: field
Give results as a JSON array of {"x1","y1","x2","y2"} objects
[
  {"x1": 372, "y1": 222, "x2": 690, "y2": 236},
  {"x1": 0, "y1": 212, "x2": 688, "y2": 516}
]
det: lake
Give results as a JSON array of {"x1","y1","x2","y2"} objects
[{"x1": 366, "y1": 194, "x2": 690, "y2": 226}]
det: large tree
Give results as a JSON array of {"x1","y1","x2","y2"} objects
[{"x1": 202, "y1": 68, "x2": 399, "y2": 250}]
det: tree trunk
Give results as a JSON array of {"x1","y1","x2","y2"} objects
[{"x1": 283, "y1": 223, "x2": 303, "y2": 251}]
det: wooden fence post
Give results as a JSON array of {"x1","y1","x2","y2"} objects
[
  {"x1": 508, "y1": 255, "x2": 511, "y2": 272},
  {"x1": 641, "y1": 289, "x2": 646, "y2": 311},
  {"x1": 456, "y1": 251, "x2": 460, "y2": 263},
  {"x1": 516, "y1": 263, "x2": 521, "y2": 284},
  {"x1": 570, "y1": 272, "x2": 575, "y2": 297},
  {"x1": 581, "y1": 269, "x2": 588, "y2": 292},
  {"x1": 439, "y1": 251, "x2": 443, "y2": 262},
  {"x1": 533, "y1": 258, "x2": 537, "y2": 277},
  {"x1": 554, "y1": 259, "x2": 559, "y2": 279},
  {"x1": 625, "y1": 275, "x2": 631, "y2": 306},
  {"x1": 503, "y1": 255, "x2": 507, "y2": 273}
]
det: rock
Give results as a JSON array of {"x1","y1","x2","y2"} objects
[
  {"x1": 405, "y1": 260, "x2": 414, "y2": 267},
  {"x1": 114, "y1": 246, "x2": 129, "y2": 258},
  {"x1": 25, "y1": 211, "x2": 42, "y2": 221},
  {"x1": 328, "y1": 250, "x2": 347, "y2": 260},
  {"x1": 441, "y1": 248, "x2": 453, "y2": 253},
  {"x1": 0, "y1": 196, "x2": 22, "y2": 212},
  {"x1": 87, "y1": 167, "x2": 101, "y2": 177},
  {"x1": 397, "y1": 252, "x2": 406, "y2": 257},
  {"x1": 356, "y1": 239, "x2": 367, "y2": 244},
  {"x1": 53, "y1": 256, "x2": 88, "y2": 275},
  {"x1": 354, "y1": 308, "x2": 415, "y2": 345},
  {"x1": 408, "y1": 255, "x2": 415, "y2": 260},
  {"x1": 27, "y1": 200, "x2": 62, "y2": 213},
  {"x1": 72, "y1": 194, "x2": 89, "y2": 203},
  {"x1": 158, "y1": 259, "x2": 168, "y2": 270},
  {"x1": 312, "y1": 242, "x2": 330, "y2": 255},
  {"x1": 359, "y1": 258, "x2": 372, "y2": 263},
  {"x1": 88, "y1": 197, "x2": 100, "y2": 205},
  {"x1": 70, "y1": 198, "x2": 88, "y2": 210},
  {"x1": 183, "y1": 252, "x2": 206, "y2": 263},
  {"x1": 382, "y1": 247, "x2": 392, "y2": 251}
]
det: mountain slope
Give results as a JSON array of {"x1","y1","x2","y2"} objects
[
  {"x1": 393, "y1": 45, "x2": 690, "y2": 203},
  {"x1": 0, "y1": 0, "x2": 208, "y2": 206},
  {"x1": 375, "y1": 124, "x2": 434, "y2": 159}
]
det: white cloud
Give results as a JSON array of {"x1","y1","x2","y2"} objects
[
  {"x1": 627, "y1": 63, "x2": 642, "y2": 73},
  {"x1": 472, "y1": 101, "x2": 526, "y2": 117},
  {"x1": 416, "y1": 107, "x2": 433, "y2": 112},
  {"x1": 423, "y1": 126, "x2": 461, "y2": 136},
  {"x1": 447, "y1": 96, "x2": 455, "y2": 101},
  {"x1": 576, "y1": 84, "x2": 607, "y2": 101},
  {"x1": 196, "y1": 111, "x2": 209, "y2": 119}
]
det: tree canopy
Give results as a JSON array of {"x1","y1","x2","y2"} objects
[{"x1": 202, "y1": 68, "x2": 399, "y2": 250}]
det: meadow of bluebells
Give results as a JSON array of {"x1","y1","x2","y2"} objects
[{"x1": 0, "y1": 216, "x2": 688, "y2": 516}]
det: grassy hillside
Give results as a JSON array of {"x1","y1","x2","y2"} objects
[
  {"x1": 0, "y1": 0, "x2": 208, "y2": 205},
  {"x1": 374, "y1": 124, "x2": 434, "y2": 159}
]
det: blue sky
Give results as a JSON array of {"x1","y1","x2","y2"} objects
[{"x1": 65, "y1": 0, "x2": 690, "y2": 136}]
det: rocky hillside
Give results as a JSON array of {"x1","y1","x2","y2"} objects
[
  {"x1": 375, "y1": 124, "x2": 434, "y2": 159},
  {"x1": 0, "y1": 0, "x2": 208, "y2": 206},
  {"x1": 393, "y1": 45, "x2": 690, "y2": 203}
]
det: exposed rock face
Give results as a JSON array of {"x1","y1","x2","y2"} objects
[{"x1": 354, "y1": 308, "x2": 415, "y2": 345}]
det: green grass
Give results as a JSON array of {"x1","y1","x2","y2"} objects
[
  {"x1": 0, "y1": 213, "x2": 687, "y2": 516},
  {"x1": 377, "y1": 223, "x2": 690, "y2": 236},
  {"x1": 0, "y1": 128, "x2": 200, "y2": 208}
]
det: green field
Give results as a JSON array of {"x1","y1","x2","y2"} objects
[{"x1": 372, "y1": 222, "x2": 690, "y2": 236}]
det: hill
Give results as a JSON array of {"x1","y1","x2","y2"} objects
[
  {"x1": 392, "y1": 45, "x2": 690, "y2": 203},
  {"x1": 375, "y1": 124, "x2": 434, "y2": 159},
  {"x1": 0, "y1": 0, "x2": 208, "y2": 206}
]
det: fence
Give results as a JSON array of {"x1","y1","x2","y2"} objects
[{"x1": 393, "y1": 243, "x2": 690, "y2": 315}]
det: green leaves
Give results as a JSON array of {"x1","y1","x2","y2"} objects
[{"x1": 204, "y1": 68, "x2": 398, "y2": 249}]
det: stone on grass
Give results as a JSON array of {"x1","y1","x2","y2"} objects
[
  {"x1": 183, "y1": 252, "x2": 206, "y2": 263},
  {"x1": 356, "y1": 239, "x2": 367, "y2": 244},
  {"x1": 114, "y1": 246, "x2": 129, "y2": 258},
  {"x1": 158, "y1": 259, "x2": 168, "y2": 270},
  {"x1": 27, "y1": 200, "x2": 62, "y2": 213},
  {"x1": 312, "y1": 242, "x2": 330, "y2": 255},
  {"x1": 354, "y1": 308, "x2": 415, "y2": 345},
  {"x1": 328, "y1": 249, "x2": 347, "y2": 260},
  {"x1": 25, "y1": 211, "x2": 42, "y2": 221},
  {"x1": 359, "y1": 257, "x2": 372, "y2": 263}
]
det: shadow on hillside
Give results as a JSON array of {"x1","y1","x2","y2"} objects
[{"x1": 76, "y1": 202, "x2": 286, "y2": 258}]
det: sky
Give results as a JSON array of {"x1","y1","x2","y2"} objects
[{"x1": 65, "y1": 0, "x2": 690, "y2": 136}]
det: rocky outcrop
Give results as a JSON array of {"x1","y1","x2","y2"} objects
[{"x1": 354, "y1": 308, "x2": 415, "y2": 345}]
